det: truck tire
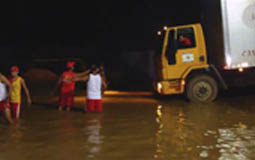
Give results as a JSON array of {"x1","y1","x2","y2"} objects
[{"x1": 186, "y1": 75, "x2": 218, "y2": 103}]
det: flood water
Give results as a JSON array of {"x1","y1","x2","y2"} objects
[{"x1": 1, "y1": 93, "x2": 255, "y2": 160}]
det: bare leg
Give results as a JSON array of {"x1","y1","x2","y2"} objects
[
  {"x1": 66, "y1": 107, "x2": 70, "y2": 112},
  {"x1": 58, "y1": 106, "x2": 63, "y2": 111},
  {"x1": 4, "y1": 109, "x2": 13, "y2": 124}
]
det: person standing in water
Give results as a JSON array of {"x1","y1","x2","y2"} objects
[
  {"x1": 0, "y1": 73, "x2": 13, "y2": 124},
  {"x1": 9, "y1": 66, "x2": 32, "y2": 119},
  {"x1": 56, "y1": 61, "x2": 90, "y2": 111},
  {"x1": 75, "y1": 65, "x2": 107, "y2": 113}
]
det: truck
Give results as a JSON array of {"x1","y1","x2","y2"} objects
[{"x1": 154, "y1": 0, "x2": 255, "y2": 103}]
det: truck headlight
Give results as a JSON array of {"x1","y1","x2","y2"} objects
[{"x1": 157, "y1": 82, "x2": 162, "y2": 93}]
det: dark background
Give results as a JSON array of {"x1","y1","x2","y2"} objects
[{"x1": 0, "y1": 0, "x2": 201, "y2": 90}]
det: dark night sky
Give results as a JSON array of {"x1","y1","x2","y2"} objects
[
  {"x1": 0, "y1": 0, "x2": 202, "y2": 90},
  {"x1": 1, "y1": 0, "x2": 201, "y2": 55}
]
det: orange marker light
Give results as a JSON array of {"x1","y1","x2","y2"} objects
[{"x1": 181, "y1": 80, "x2": 186, "y2": 86}]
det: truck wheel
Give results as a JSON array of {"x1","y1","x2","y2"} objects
[{"x1": 186, "y1": 75, "x2": 218, "y2": 103}]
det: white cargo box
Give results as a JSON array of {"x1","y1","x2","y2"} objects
[{"x1": 201, "y1": 0, "x2": 255, "y2": 69}]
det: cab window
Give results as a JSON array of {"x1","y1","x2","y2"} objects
[
  {"x1": 177, "y1": 27, "x2": 196, "y2": 49},
  {"x1": 166, "y1": 29, "x2": 177, "y2": 65}
]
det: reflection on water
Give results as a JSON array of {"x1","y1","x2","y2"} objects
[
  {"x1": 196, "y1": 126, "x2": 255, "y2": 160},
  {"x1": 155, "y1": 105, "x2": 163, "y2": 158},
  {"x1": 154, "y1": 101, "x2": 255, "y2": 160},
  {"x1": 217, "y1": 127, "x2": 255, "y2": 160},
  {"x1": 154, "y1": 104, "x2": 199, "y2": 160},
  {"x1": 1, "y1": 96, "x2": 255, "y2": 160},
  {"x1": 84, "y1": 115, "x2": 104, "y2": 158}
]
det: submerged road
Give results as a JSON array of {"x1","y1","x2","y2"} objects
[{"x1": 1, "y1": 91, "x2": 255, "y2": 160}]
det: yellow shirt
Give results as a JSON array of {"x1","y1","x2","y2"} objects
[{"x1": 10, "y1": 77, "x2": 22, "y2": 103}]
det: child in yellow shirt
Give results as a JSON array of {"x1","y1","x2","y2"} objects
[{"x1": 9, "y1": 66, "x2": 31, "y2": 118}]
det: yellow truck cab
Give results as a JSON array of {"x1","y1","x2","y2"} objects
[
  {"x1": 155, "y1": 24, "x2": 221, "y2": 103},
  {"x1": 154, "y1": 0, "x2": 255, "y2": 103}
]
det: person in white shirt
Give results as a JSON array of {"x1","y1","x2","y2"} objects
[
  {"x1": 0, "y1": 73, "x2": 13, "y2": 124},
  {"x1": 75, "y1": 65, "x2": 107, "y2": 112}
]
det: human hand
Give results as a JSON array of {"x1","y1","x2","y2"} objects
[{"x1": 27, "y1": 97, "x2": 32, "y2": 106}]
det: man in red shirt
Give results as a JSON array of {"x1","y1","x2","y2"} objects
[
  {"x1": 56, "y1": 61, "x2": 90, "y2": 111},
  {"x1": 179, "y1": 35, "x2": 192, "y2": 46}
]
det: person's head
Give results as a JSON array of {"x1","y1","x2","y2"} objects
[
  {"x1": 91, "y1": 65, "x2": 100, "y2": 75},
  {"x1": 179, "y1": 35, "x2": 185, "y2": 41},
  {"x1": 66, "y1": 61, "x2": 75, "y2": 71},
  {"x1": 11, "y1": 66, "x2": 19, "y2": 77}
]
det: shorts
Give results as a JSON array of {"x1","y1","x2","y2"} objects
[
  {"x1": 59, "y1": 91, "x2": 74, "y2": 108},
  {"x1": 0, "y1": 100, "x2": 10, "y2": 112},
  {"x1": 86, "y1": 99, "x2": 103, "y2": 112},
  {"x1": 10, "y1": 103, "x2": 21, "y2": 118}
]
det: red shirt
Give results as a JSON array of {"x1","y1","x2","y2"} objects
[
  {"x1": 61, "y1": 71, "x2": 75, "y2": 93},
  {"x1": 182, "y1": 37, "x2": 192, "y2": 46}
]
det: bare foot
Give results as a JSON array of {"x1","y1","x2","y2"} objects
[{"x1": 66, "y1": 108, "x2": 70, "y2": 112}]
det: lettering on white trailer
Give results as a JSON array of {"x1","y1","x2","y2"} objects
[{"x1": 242, "y1": 49, "x2": 255, "y2": 57}]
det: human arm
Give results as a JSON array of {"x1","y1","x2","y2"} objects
[
  {"x1": 75, "y1": 69, "x2": 91, "y2": 77},
  {"x1": 101, "y1": 72, "x2": 107, "y2": 83},
  {"x1": 51, "y1": 76, "x2": 62, "y2": 96},
  {"x1": 73, "y1": 75, "x2": 89, "y2": 82},
  {"x1": 57, "y1": 76, "x2": 63, "y2": 86},
  {"x1": 101, "y1": 75, "x2": 107, "y2": 90},
  {"x1": 21, "y1": 78, "x2": 32, "y2": 105}
]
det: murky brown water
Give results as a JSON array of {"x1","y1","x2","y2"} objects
[{"x1": 1, "y1": 93, "x2": 255, "y2": 160}]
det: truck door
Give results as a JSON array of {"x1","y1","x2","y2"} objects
[{"x1": 165, "y1": 27, "x2": 199, "y2": 79}]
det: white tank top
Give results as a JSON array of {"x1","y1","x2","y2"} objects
[
  {"x1": 87, "y1": 74, "x2": 102, "y2": 100},
  {"x1": 0, "y1": 81, "x2": 7, "y2": 102}
]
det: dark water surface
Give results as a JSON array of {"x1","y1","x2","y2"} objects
[{"x1": 1, "y1": 94, "x2": 255, "y2": 160}]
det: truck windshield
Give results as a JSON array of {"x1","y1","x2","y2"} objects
[{"x1": 177, "y1": 27, "x2": 196, "y2": 49}]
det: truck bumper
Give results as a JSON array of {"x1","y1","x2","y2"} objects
[{"x1": 154, "y1": 80, "x2": 185, "y2": 95}]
